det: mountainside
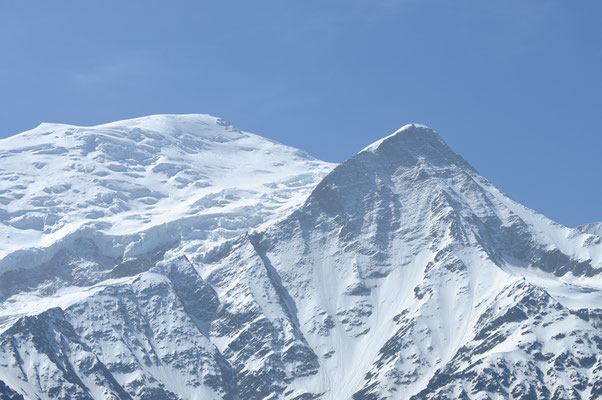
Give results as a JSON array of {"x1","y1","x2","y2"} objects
[
  {"x1": 578, "y1": 222, "x2": 602, "y2": 238},
  {"x1": 1, "y1": 117, "x2": 601, "y2": 400},
  {"x1": 0, "y1": 114, "x2": 334, "y2": 274}
]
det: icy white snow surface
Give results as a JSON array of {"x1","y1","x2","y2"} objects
[
  {"x1": 0, "y1": 119, "x2": 601, "y2": 400},
  {"x1": 578, "y1": 222, "x2": 602, "y2": 238},
  {"x1": 0, "y1": 114, "x2": 334, "y2": 274}
]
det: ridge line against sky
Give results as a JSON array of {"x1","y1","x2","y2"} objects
[{"x1": 0, "y1": 0, "x2": 600, "y2": 227}]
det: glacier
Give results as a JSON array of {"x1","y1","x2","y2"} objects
[{"x1": 0, "y1": 115, "x2": 601, "y2": 399}]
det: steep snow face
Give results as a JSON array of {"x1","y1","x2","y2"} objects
[
  {"x1": 0, "y1": 257, "x2": 234, "y2": 400},
  {"x1": 1, "y1": 120, "x2": 601, "y2": 400},
  {"x1": 0, "y1": 114, "x2": 334, "y2": 273},
  {"x1": 200, "y1": 124, "x2": 602, "y2": 399}
]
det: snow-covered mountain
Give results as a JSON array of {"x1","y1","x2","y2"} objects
[
  {"x1": 0, "y1": 114, "x2": 333, "y2": 274},
  {"x1": 0, "y1": 116, "x2": 601, "y2": 400}
]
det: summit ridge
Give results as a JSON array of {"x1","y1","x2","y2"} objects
[
  {"x1": 0, "y1": 114, "x2": 335, "y2": 272},
  {"x1": 359, "y1": 124, "x2": 473, "y2": 171}
]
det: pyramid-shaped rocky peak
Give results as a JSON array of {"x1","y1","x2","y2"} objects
[
  {"x1": 305, "y1": 124, "x2": 473, "y2": 216},
  {"x1": 358, "y1": 124, "x2": 473, "y2": 171}
]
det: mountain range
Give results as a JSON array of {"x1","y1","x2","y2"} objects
[{"x1": 0, "y1": 115, "x2": 600, "y2": 400}]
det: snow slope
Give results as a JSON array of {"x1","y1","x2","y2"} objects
[
  {"x1": 0, "y1": 118, "x2": 601, "y2": 400},
  {"x1": 0, "y1": 114, "x2": 334, "y2": 274},
  {"x1": 199, "y1": 124, "x2": 602, "y2": 399},
  {"x1": 578, "y1": 222, "x2": 602, "y2": 238}
]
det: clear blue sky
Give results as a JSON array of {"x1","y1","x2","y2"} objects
[{"x1": 1, "y1": 1, "x2": 600, "y2": 227}]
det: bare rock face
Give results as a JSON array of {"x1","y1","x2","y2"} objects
[{"x1": 0, "y1": 118, "x2": 601, "y2": 399}]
